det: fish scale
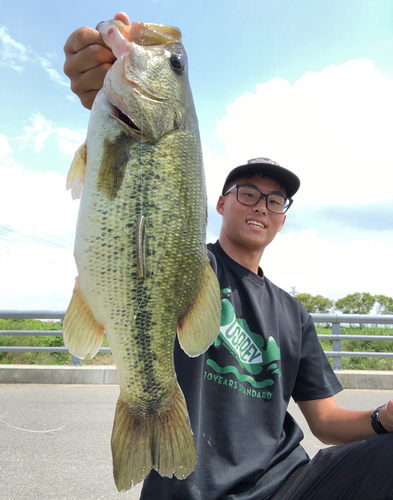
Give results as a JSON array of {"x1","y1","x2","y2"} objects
[{"x1": 63, "y1": 19, "x2": 221, "y2": 491}]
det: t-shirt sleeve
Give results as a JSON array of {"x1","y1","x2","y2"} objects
[
  {"x1": 207, "y1": 245, "x2": 218, "y2": 275},
  {"x1": 292, "y1": 313, "x2": 343, "y2": 402}
]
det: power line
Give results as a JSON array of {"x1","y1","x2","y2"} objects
[
  {"x1": 0, "y1": 222, "x2": 74, "y2": 249},
  {"x1": 0, "y1": 220, "x2": 76, "y2": 270}
]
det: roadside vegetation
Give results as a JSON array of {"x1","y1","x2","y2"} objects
[
  {"x1": 1, "y1": 318, "x2": 392, "y2": 370},
  {"x1": 0, "y1": 318, "x2": 114, "y2": 365},
  {"x1": 317, "y1": 325, "x2": 393, "y2": 370}
]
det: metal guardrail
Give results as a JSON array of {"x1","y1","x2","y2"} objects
[
  {"x1": 0, "y1": 310, "x2": 110, "y2": 366},
  {"x1": 0, "y1": 311, "x2": 392, "y2": 369},
  {"x1": 312, "y1": 314, "x2": 393, "y2": 369}
]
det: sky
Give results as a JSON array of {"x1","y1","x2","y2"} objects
[{"x1": 0, "y1": 0, "x2": 392, "y2": 311}]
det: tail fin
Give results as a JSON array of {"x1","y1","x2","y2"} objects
[{"x1": 111, "y1": 386, "x2": 196, "y2": 491}]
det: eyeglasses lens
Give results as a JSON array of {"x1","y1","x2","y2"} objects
[{"x1": 236, "y1": 186, "x2": 289, "y2": 214}]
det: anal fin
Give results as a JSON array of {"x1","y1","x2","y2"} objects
[
  {"x1": 177, "y1": 256, "x2": 221, "y2": 357},
  {"x1": 63, "y1": 277, "x2": 104, "y2": 359}
]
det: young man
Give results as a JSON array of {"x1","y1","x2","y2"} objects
[{"x1": 64, "y1": 13, "x2": 393, "y2": 499}]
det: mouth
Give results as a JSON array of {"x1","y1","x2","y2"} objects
[
  {"x1": 115, "y1": 106, "x2": 141, "y2": 132},
  {"x1": 247, "y1": 220, "x2": 266, "y2": 229}
]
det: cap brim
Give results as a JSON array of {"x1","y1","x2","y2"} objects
[{"x1": 222, "y1": 162, "x2": 300, "y2": 198}]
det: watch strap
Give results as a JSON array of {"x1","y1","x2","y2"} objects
[{"x1": 370, "y1": 404, "x2": 389, "y2": 434}]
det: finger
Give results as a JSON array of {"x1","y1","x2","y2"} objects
[
  {"x1": 70, "y1": 62, "x2": 112, "y2": 109},
  {"x1": 64, "y1": 43, "x2": 115, "y2": 79},
  {"x1": 114, "y1": 12, "x2": 131, "y2": 25},
  {"x1": 64, "y1": 26, "x2": 109, "y2": 57},
  {"x1": 79, "y1": 89, "x2": 100, "y2": 110}
]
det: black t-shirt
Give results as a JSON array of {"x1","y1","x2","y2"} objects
[{"x1": 141, "y1": 241, "x2": 342, "y2": 500}]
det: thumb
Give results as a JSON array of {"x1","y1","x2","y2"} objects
[{"x1": 114, "y1": 12, "x2": 131, "y2": 26}]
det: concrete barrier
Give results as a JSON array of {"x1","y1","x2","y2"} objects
[
  {"x1": 336, "y1": 370, "x2": 393, "y2": 390},
  {"x1": 0, "y1": 365, "x2": 119, "y2": 385},
  {"x1": 1, "y1": 365, "x2": 393, "y2": 389}
]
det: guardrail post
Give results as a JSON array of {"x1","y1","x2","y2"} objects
[
  {"x1": 70, "y1": 355, "x2": 81, "y2": 366},
  {"x1": 332, "y1": 321, "x2": 342, "y2": 370}
]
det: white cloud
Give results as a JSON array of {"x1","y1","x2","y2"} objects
[
  {"x1": 17, "y1": 112, "x2": 86, "y2": 156},
  {"x1": 0, "y1": 134, "x2": 12, "y2": 155},
  {"x1": 0, "y1": 163, "x2": 79, "y2": 309},
  {"x1": 202, "y1": 145, "x2": 232, "y2": 207},
  {"x1": 0, "y1": 25, "x2": 30, "y2": 72},
  {"x1": 38, "y1": 57, "x2": 70, "y2": 88},
  {"x1": 210, "y1": 59, "x2": 393, "y2": 207},
  {"x1": 56, "y1": 127, "x2": 86, "y2": 155},
  {"x1": 263, "y1": 229, "x2": 393, "y2": 301},
  {"x1": 0, "y1": 163, "x2": 78, "y2": 237},
  {"x1": 18, "y1": 112, "x2": 53, "y2": 153},
  {"x1": 0, "y1": 26, "x2": 72, "y2": 93},
  {"x1": 66, "y1": 94, "x2": 78, "y2": 103}
]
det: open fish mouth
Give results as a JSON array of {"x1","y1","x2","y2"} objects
[
  {"x1": 115, "y1": 106, "x2": 141, "y2": 131},
  {"x1": 109, "y1": 78, "x2": 165, "y2": 133}
]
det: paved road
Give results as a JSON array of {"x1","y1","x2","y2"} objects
[{"x1": 1, "y1": 385, "x2": 391, "y2": 500}]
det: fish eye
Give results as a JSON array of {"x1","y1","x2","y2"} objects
[{"x1": 170, "y1": 54, "x2": 185, "y2": 74}]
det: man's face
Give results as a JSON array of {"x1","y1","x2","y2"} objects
[{"x1": 216, "y1": 175, "x2": 287, "y2": 255}]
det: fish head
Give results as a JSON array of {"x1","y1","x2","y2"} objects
[{"x1": 97, "y1": 20, "x2": 196, "y2": 144}]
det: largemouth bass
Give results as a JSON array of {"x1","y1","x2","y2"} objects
[{"x1": 63, "y1": 19, "x2": 221, "y2": 492}]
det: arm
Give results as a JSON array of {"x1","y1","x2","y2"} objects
[
  {"x1": 298, "y1": 396, "x2": 393, "y2": 445},
  {"x1": 63, "y1": 12, "x2": 130, "y2": 109}
]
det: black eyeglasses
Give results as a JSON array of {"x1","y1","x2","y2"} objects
[{"x1": 224, "y1": 184, "x2": 293, "y2": 214}]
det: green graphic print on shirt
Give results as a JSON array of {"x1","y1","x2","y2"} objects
[{"x1": 206, "y1": 288, "x2": 281, "y2": 390}]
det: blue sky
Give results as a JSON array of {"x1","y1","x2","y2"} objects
[{"x1": 0, "y1": 0, "x2": 392, "y2": 309}]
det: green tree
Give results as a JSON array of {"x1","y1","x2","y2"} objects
[
  {"x1": 295, "y1": 293, "x2": 333, "y2": 313},
  {"x1": 312, "y1": 295, "x2": 334, "y2": 313},
  {"x1": 375, "y1": 295, "x2": 393, "y2": 315},
  {"x1": 335, "y1": 293, "x2": 375, "y2": 315},
  {"x1": 294, "y1": 293, "x2": 315, "y2": 312}
]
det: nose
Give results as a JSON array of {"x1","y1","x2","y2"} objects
[{"x1": 253, "y1": 196, "x2": 267, "y2": 213}]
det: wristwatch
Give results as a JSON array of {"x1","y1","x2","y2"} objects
[{"x1": 370, "y1": 404, "x2": 389, "y2": 434}]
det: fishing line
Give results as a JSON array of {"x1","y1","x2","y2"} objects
[
  {"x1": 137, "y1": 23, "x2": 157, "y2": 284},
  {"x1": 0, "y1": 416, "x2": 82, "y2": 434},
  {"x1": 134, "y1": 22, "x2": 151, "y2": 317},
  {"x1": 139, "y1": 23, "x2": 145, "y2": 212}
]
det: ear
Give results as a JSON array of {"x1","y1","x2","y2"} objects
[
  {"x1": 278, "y1": 214, "x2": 286, "y2": 232},
  {"x1": 216, "y1": 195, "x2": 226, "y2": 215}
]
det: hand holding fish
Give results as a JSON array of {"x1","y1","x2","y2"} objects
[{"x1": 63, "y1": 12, "x2": 130, "y2": 109}]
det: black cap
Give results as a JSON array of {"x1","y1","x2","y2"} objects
[{"x1": 222, "y1": 157, "x2": 301, "y2": 198}]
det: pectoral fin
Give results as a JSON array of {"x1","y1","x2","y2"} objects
[
  {"x1": 177, "y1": 257, "x2": 221, "y2": 357},
  {"x1": 63, "y1": 277, "x2": 104, "y2": 359},
  {"x1": 97, "y1": 132, "x2": 131, "y2": 200},
  {"x1": 66, "y1": 142, "x2": 87, "y2": 200}
]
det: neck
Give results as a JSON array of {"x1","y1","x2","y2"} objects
[{"x1": 218, "y1": 233, "x2": 264, "y2": 275}]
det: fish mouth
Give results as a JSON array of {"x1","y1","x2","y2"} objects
[{"x1": 114, "y1": 106, "x2": 141, "y2": 132}]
